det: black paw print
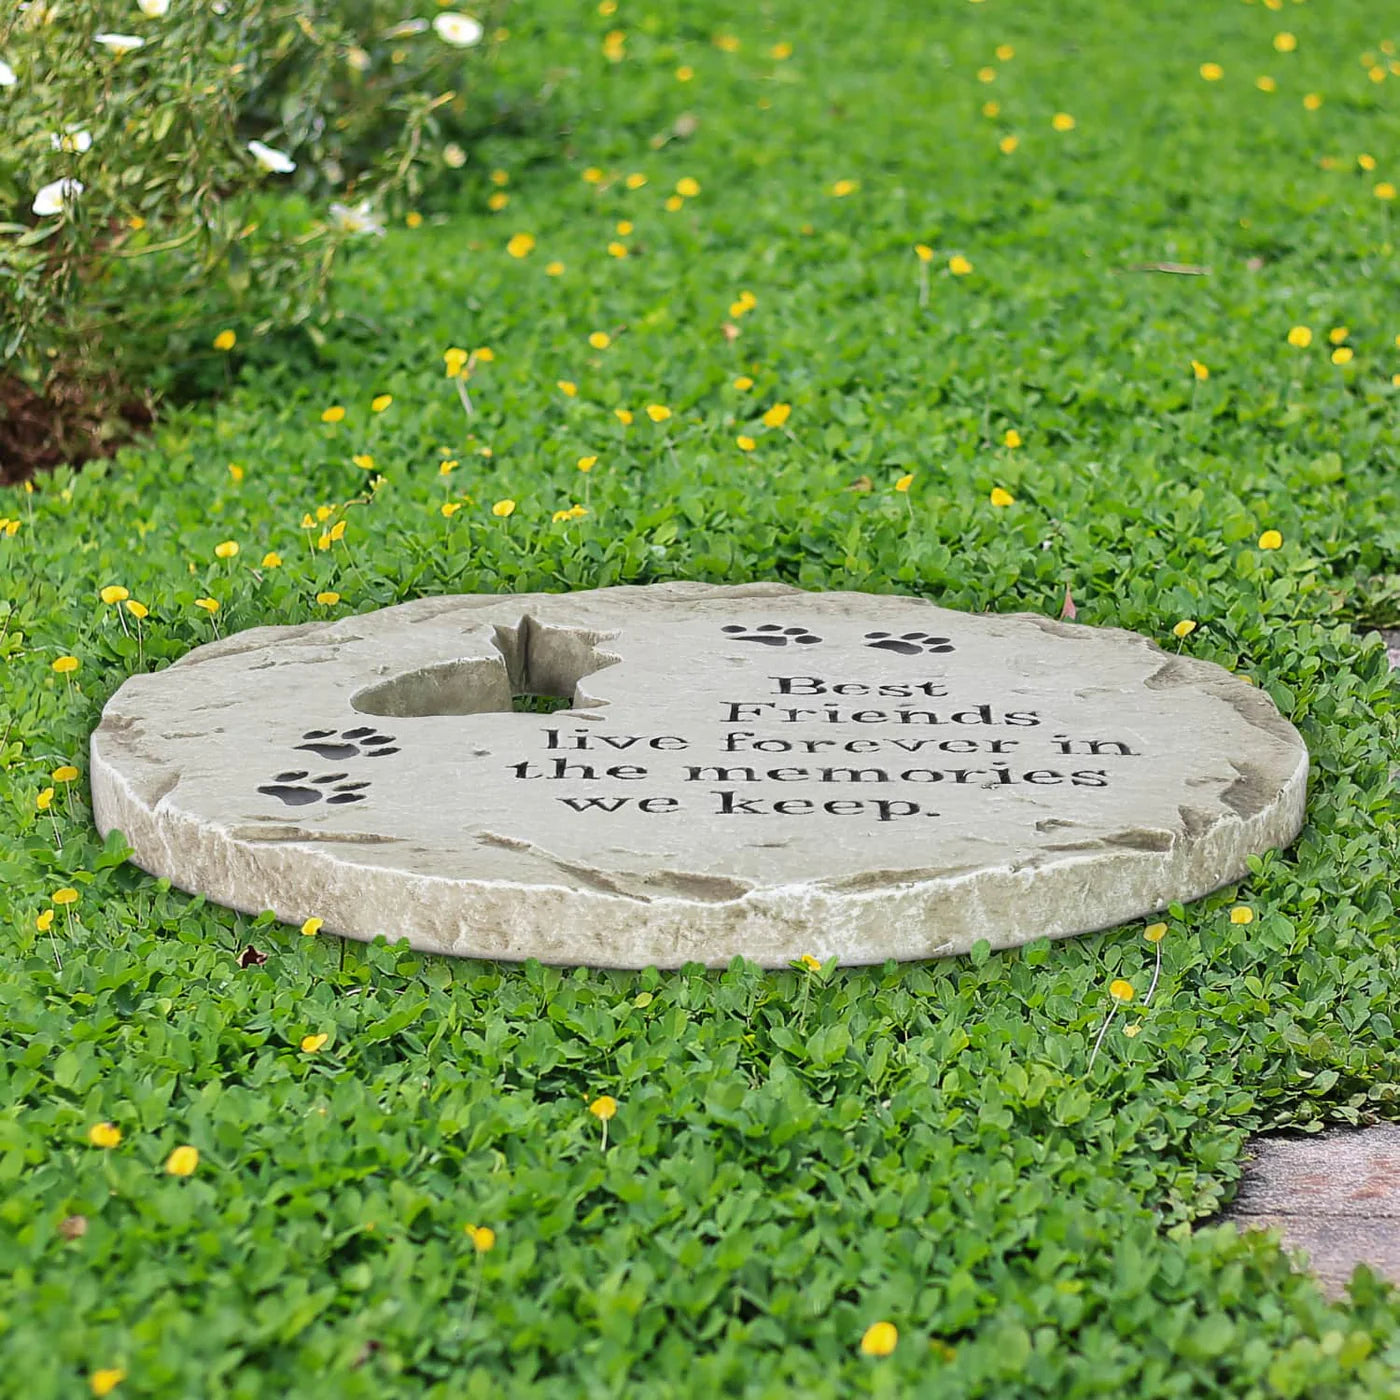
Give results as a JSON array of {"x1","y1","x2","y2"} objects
[
  {"x1": 294, "y1": 726, "x2": 400, "y2": 760},
  {"x1": 721, "y1": 623, "x2": 822, "y2": 647},
  {"x1": 257, "y1": 771, "x2": 373, "y2": 808},
  {"x1": 865, "y1": 631, "x2": 955, "y2": 656}
]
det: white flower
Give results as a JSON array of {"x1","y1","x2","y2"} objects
[
  {"x1": 0, "y1": 57, "x2": 15, "y2": 87},
  {"x1": 383, "y1": 19, "x2": 428, "y2": 38},
  {"x1": 136, "y1": 0, "x2": 170, "y2": 16},
  {"x1": 345, "y1": 46, "x2": 371, "y2": 73},
  {"x1": 247, "y1": 139, "x2": 296, "y2": 174},
  {"x1": 50, "y1": 126, "x2": 93, "y2": 154},
  {"x1": 94, "y1": 33, "x2": 145, "y2": 54},
  {"x1": 33, "y1": 178, "x2": 83, "y2": 216},
  {"x1": 328, "y1": 200, "x2": 385, "y2": 236},
  {"x1": 432, "y1": 13, "x2": 483, "y2": 47}
]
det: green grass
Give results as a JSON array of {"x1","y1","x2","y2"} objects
[{"x1": 4, "y1": 0, "x2": 1400, "y2": 1393}]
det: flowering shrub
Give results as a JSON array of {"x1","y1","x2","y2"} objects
[{"x1": 0, "y1": 1, "x2": 499, "y2": 401}]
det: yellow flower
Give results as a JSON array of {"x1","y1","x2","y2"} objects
[
  {"x1": 676, "y1": 176, "x2": 701, "y2": 198},
  {"x1": 1190, "y1": 360, "x2": 1210, "y2": 381},
  {"x1": 576, "y1": 455, "x2": 598, "y2": 473},
  {"x1": 948, "y1": 255, "x2": 973, "y2": 276},
  {"x1": 566, "y1": 505, "x2": 588, "y2": 520},
  {"x1": 165, "y1": 1145, "x2": 199, "y2": 1177},
  {"x1": 558, "y1": 380, "x2": 578, "y2": 398},
  {"x1": 996, "y1": 44, "x2": 1015, "y2": 61},
  {"x1": 301, "y1": 917, "x2": 323, "y2": 936},
  {"x1": 625, "y1": 173, "x2": 647, "y2": 190},
  {"x1": 475, "y1": 347, "x2": 495, "y2": 363},
  {"x1": 492, "y1": 499, "x2": 516, "y2": 517},
  {"x1": 666, "y1": 195, "x2": 685, "y2": 211},
  {"x1": 214, "y1": 540, "x2": 239, "y2": 559},
  {"x1": 1172, "y1": 620, "x2": 1197, "y2": 638},
  {"x1": 316, "y1": 591, "x2": 341, "y2": 606},
  {"x1": 1287, "y1": 325, "x2": 1312, "y2": 348},
  {"x1": 615, "y1": 408, "x2": 634, "y2": 425},
  {"x1": 467, "y1": 1224, "x2": 496, "y2": 1252},
  {"x1": 1377, "y1": 183, "x2": 1397, "y2": 201},
  {"x1": 762, "y1": 402, "x2": 791, "y2": 428},
  {"x1": 589, "y1": 331, "x2": 611, "y2": 350},
  {"x1": 36, "y1": 909, "x2": 54, "y2": 932},
  {"x1": 89, "y1": 1122, "x2": 122, "y2": 1148},
  {"x1": 546, "y1": 260, "x2": 565, "y2": 276},
  {"x1": 52, "y1": 656, "x2": 79, "y2": 674},
  {"x1": 100, "y1": 585, "x2": 130, "y2": 604},
  {"x1": 798, "y1": 954, "x2": 822, "y2": 972},
  {"x1": 1329, "y1": 327, "x2": 1348, "y2": 344},
  {"x1": 1109, "y1": 978, "x2": 1135, "y2": 1003},
  {"x1": 982, "y1": 100, "x2": 1000, "y2": 118},
  {"x1": 733, "y1": 375, "x2": 754, "y2": 391},
  {"x1": 1230, "y1": 905, "x2": 1254, "y2": 924},
  {"x1": 487, "y1": 192, "x2": 508, "y2": 211},
  {"x1": 860, "y1": 1322, "x2": 898, "y2": 1357},
  {"x1": 977, "y1": 66, "x2": 996, "y2": 83},
  {"x1": 737, "y1": 435, "x2": 756, "y2": 451},
  {"x1": 1358, "y1": 154, "x2": 1377, "y2": 172},
  {"x1": 1003, "y1": 429, "x2": 1022, "y2": 448},
  {"x1": 37, "y1": 787, "x2": 54, "y2": 811},
  {"x1": 615, "y1": 221, "x2": 634, "y2": 238},
  {"x1": 999, "y1": 134, "x2": 1020, "y2": 154},
  {"x1": 1331, "y1": 346, "x2": 1354, "y2": 365},
  {"x1": 371, "y1": 394, "x2": 393, "y2": 413},
  {"x1": 646, "y1": 404, "x2": 672, "y2": 423},
  {"x1": 506, "y1": 232, "x2": 535, "y2": 258},
  {"x1": 676, "y1": 65, "x2": 693, "y2": 81},
  {"x1": 352, "y1": 453, "x2": 375, "y2": 471},
  {"x1": 607, "y1": 241, "x2": 628, "y2": 258},
  {"x1": 914, "y1": 244, "x2": 934, "y2": 263},
  {"x1": 1051, "y1": 112, "x2": 1076, "y2": 131},
  {"x1": 552, "y1": 508, "x2": 573, "y2": 523},
  {"x1": 1200, "y1": 62, "x2": 1223, "y2": 81},
  {"x1": 441, "y1": 502, "x2": 462, "y2": 517},
  {"x1": 213, "y1": 329, "x2": 236, "y2": 351},
  {"x1": 589, "y1": 1095, "x2": 618, "y2": 1120},
  {"x1": 125, "y1": 599, "x2": 149, "y2": 619},
  {"x1": 329, "y1": 520, "x2": 346, "y2": 543},
  {"x1": 1145, "y1": 922, "x2": 1167, "y2": 942},
  {"x1": 714, "y1": 33, "x2": 740, "y2": 52},
  {"x1": 1123, "y1": 1024, "x2": 1141, "y2": 1038},
  {"x1": 1302, "y1": 93, "x2": 1322, "y2": 111},
  {"x1": 444, "y1": 347, "x2": 469, "y2": 377},
  {"x1": 406, "y1": 211, "x2": 423, "y2": 229},
  {"x1": 1258, "y1": 529, "x2": 1282, "y2": 550},
  {"x1": 989, "y1": 486, "x2": 1014, "y2": 507},
  {"x1": 582, "y1": 166, "x2": 604, "y2": 184},
  {"x1": 300, "y1": 1033, "x2": 329, "y2": 1053},
  {"x1": 894, "y1": 473, "x2": 914, "y2": 492},
  {"x1": 53, "y1": 887, "x2": 79, "y2": 905},
  {"x1": 830, "y1": 179, "x2": 858, "y2": 197},
  {"x1": 771, "y1": 41, "x2": 793, "y2": 60},
  {"x1": 262, "y1": 552, "x2": 282, "y2": 568},
  {"x1": 90, "y1": 1369, "x2": 127, "y2": 1397},
  {"x1": 1273, "y1": 31, "x2": 1297, "y2": 53},
  {"x1": 53, "y1": 765, "x2": 80, "y2": 783},
  {"x1": 1256, "y1": 75, "x2": 1277, "y2": 92},
  {"x1": 228, "y1": 463, "x2": 244, "y2": 483}
]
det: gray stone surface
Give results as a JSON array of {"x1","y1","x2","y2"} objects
[
  {"x1": 1224, "y1": 1126, "x2": 1400, "y2": 1297},
  {"x1": 90, "y1": 583, "x2": 1308, "y2": 966}
]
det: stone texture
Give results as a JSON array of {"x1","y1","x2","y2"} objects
[
  {"x1": 1223, "y1": 1126, "x2": 1400, "y2": 1298},
  {"x1": 90, "y1": 583, "x2": 1308, "y2": 966}
]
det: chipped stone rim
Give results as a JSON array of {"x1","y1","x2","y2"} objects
[{"x1": 90, "y1": 584, "x2": 1310, "y2": 968}]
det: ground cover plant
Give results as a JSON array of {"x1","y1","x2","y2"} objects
[{"x1": 3, "y1": 0, "x2": 1400, "y2": 1394}]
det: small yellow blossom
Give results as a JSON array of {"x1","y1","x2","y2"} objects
[
  {"x1": 734, "y1": 375, "x2": 754, "y2": 390},
  {"x1": 125, "y1": 600, "x2": 149, "y2": 619},
  {"x1": 213, "y1": 330, "x2": 236, "y2": 351},
  {"x1": 1173, "y1": 620, "x2": 1197, "y2": 638},
  {"x1": 1258, "y1": 529, "x2": 1282, "y2": 550},
  {"x1": 214, "y1": 540, "x2": 239, "y2": 559},
  {"x1": 860, "y1": 1322, "x2": 898, "y2": 1357},
  {"x1": 467, "y1": 1224, "x2": 496, "y2": 1252},
  {"x1": 625, "y1": 173, "x2": 648, "y2": 190},
  {"x1": 492, "y1": 499, "x2": 516, "y2": 517},
  {"x1": 300, "y1": 1033, "x2": 329, "y2": 1053},
  {"x1": 506, "y1": 232, "x2": 535, "y2": 258},
  {"x1": 577, "y1": 455, "x2": 598, "y2": 472},
  {"x1": 352, "y1": 453, "x2": 375, "y2": 471},
  {"x1": 589, "y1": 331, "x2": 612, "y2": 350},
  {"x1": 301, "y1": 917, "x2": 323, "y2": 936},
  {"x1": 321, "y1": 405, "x2": 346, "y2": 423},
  {"x1": 665, "y1": 195, "x2": 684, "y2": 211},
  {"x1": 1200, "y1": 62, "x2": 1223, "y2": 81},
  {"x1": 1109, "y1": 979, "x2": 1135, "y2": 1002},
  {"x1": 53, "y1": 765, "x2": 80, "y2": 783},
  {"x1": 89, "y1": 1122, "x2": 122, "y2": 1148},
  {"x1": 228, "y1": 463, "x2": 244, "y2": 483},
  {"x1": 830, "y1": 179, "x2": 858, "y2": 197},
  {"x1": 607, "y1": 240, "x2": 628, "y2": 258},
  {"x1": 487, "y1": 192, "x2": 508, "y2": 211},
  {"x1": 646, "y1": 404, "x2": 672, "y2": 423},
  {"x1": 999, "y1": 134, "x2": 1020, "y2": 154},
  {"x1": 1123, "y1": 1024, "x2": 1142, "y2": 1038},
  {"x1": 989, "y1": 487, "x2": 1014, "y2": 507},
  {"x1": 316, "y1": 591, "x2": 341, "y2": 606},
  {"x1": 37, "y1": 788, "x2": 54, "y2": 811},
  {"x1": 771, "y1": 42, "x2": 793, "y2": 60},
  {"x1": 616, "y1": 220, "x2": 633, "y2": 236},
  {"x1": 558, "y1": 380, "x2": 578, "y2": 398},
  {"x1": 982, "y1": 100, "x2": 1000, "y2": 118},
  {"x1": 1358, "y1": 154, "x2": 1377, "y2": 172},
  {"x1": 589, "y1": 1095, "x2": 618, "y2": 1120},
  {"x1": 1145, "y1": 922, "x2": 1168, "y2": 942},
  {"x1": 406, "y1": 211, "x2": 423, "y2": 229},
  {"x1": 90, "y1": 1370, "x2": 126, "y2": 1397},
  {"x1": 36, "y1": 909, "x2": 54, "y2": 932},
  {"x1": 948, "y1": 255, "x2": 973, "y2": 276},
  {"x1": 1191, "y1": 360, "x2": 1210, "y2": 381},
  {"x1": 1003, "y1": 429, "x2": 1022, "y2": 448},
  {"x1": 714, "y1": 33, "x2": 740, "y2": 52},
  {"x1": 1331, "y1": 346, "x2": 1354, "y2": 365},
  {"x1": 737, "y1": 435, "x2": 756, "y2": 451},
  {"x1": 53, "y1": 887, "x2": 79, "y2": 906},
  {"x1": 1287, "y1": 325, "x2": 1312, "y2": 348},
  {"x1": 1302, "y1": 93, "x2": 1322, "y2": 111},
  {"x1": 1230, "y1": 905, "x2": 1254, "y2": 924},
  {"x1": 1329, "y1": 327, "x2": 1349, "y2": 344},
  {"x1": 996, "y1": 44, "x2": 1015, "y2": 61},
  {"x1": 441, "y1": 502, "x2": 462, "y2": 517},
  {"x1": 100, "y1": 585, "x2": 130, "y2": 605},
  {"x1": 1052, "y1": 112, "x2": 1076, "y2": 131},
  {"x1": 1256, "y1": 75, "x2": 1277, "y2": 91},
  {"x1": 676, "y1": 65, "x2": 693, "y2": 81},
  {"x1": 371, "y1": 394, "x2": 393, "y2": 413},
  {"x1": 914, "y1": 244, "x2": 934, "y2": 263},
  {"x1": 978, "y1": 66, "x2": 996, "y2": 83},
  {"x1": 676, "y1": 176, "x2": 701, "y2": 198},
  {"x1": 444, "y1": 347, "x2": 469, "y2": 377},
  {"x1": 1377, "y1": 183, "x2": 1397, "y2": 201},
  {"x1": 1273, "y1": 31, "x2": 1297, "y2": 53},
  {"x1": 546, "y1": 260, "x2": 565, "y2": 276},
  {"x1": 52, "y1": 656, "x2": 79, "y2": 674},
  {"x1": 895, "y1": 473, "x2": 914, "y2": 492},
  {"x1": 798, "y1": 954, "x2": 822, "y2": 971},
  {"x1": 583, "y1": 167, "x2": 604, "y2": 184},
  {"x1": 762, "y1": 403, "x2": 792, "y2": 428},
  {"x1": 262, "y1": 552, "x2": 282, "y2": 568},
  {"x1": 165, "y1": 1145, "x2": 199, "y2": 1177},
  {"x1": 615, "y1": 408, "x2": 634, "y2": 425}
]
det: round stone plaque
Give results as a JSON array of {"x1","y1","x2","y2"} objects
[{"x1": 91, "y1": 583, "x2": 1308, "y2": 967}]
